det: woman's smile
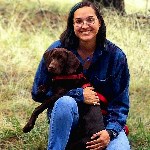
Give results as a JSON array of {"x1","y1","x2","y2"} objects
[{"x1": 80, "y1": 29, "x2": 92, "y2": 35}]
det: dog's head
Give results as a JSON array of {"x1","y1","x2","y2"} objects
[{"x1": 43, "y1": 48, "x2": 81, "y2": 75}]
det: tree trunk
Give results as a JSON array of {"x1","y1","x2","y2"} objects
[{"x1": 83, "y1": 0, "x2": 125, "y2": 15}]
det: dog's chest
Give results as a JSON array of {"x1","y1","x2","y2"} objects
[{"x1": 52, "y1": 79, "x2": 86, "y2": 92}]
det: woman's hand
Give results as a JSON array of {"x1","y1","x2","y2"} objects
[
  {"x1": 86, "y1": 130, "x2": 110, "y2": 150},
  {"x1": 83, "y1": 86, "x2": 100, "y2": 105}
]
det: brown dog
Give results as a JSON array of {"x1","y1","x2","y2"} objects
[{"x1": 23, "y1": 48, "x2": 104, "y2": 149}]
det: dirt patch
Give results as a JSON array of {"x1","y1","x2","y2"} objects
[
  {"x1": 0, "y1": 135, "x2": 20, "y2": 149},
  {"x1": 0, "y1": 8, "x2": 67, "y2": 31},
  {"x1": 0, "y1": 6, "x2": 149, "y2": 31},
  {"x1": 23, "y1": 10, "x2": 67, "y2": 29}
]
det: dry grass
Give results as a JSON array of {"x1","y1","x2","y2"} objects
[{"x1": 0, "y1": 0, "x2": 150, "y2": 149}]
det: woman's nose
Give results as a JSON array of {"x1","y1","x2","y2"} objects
[{"x1": 81, "y1": 20, "x2": 89, "y2": 28}]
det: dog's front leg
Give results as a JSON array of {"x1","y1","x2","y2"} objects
[{"x1": 23, "y1": 93, "x2": 65, "y2": 133}]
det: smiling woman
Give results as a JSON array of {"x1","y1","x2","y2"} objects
[
  {"x1": 73, "y1": 6, "x2": 101, "y2": 69},
  {"x1": 31, "y1": 1, "x2": 131, "y2": 150}
]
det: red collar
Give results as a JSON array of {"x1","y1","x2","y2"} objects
[{"x1": 52, "y1": 73, "x2": 86, "y2": 81}]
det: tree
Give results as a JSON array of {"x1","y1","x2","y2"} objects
[{"x1": 83, "y1": 0, "x2": 125, "y2": 15}]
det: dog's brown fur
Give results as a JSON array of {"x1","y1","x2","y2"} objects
[{"x1": 23, "y1": 48, "x2": 104, "y2": 149}]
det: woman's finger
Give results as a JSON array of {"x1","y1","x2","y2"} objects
[
  {"x1": 93, "y1": 102, "x2": 100, "y2": 105},
  {"x1": 86, "y1": 142, "x2": 103, "y2": 149}
]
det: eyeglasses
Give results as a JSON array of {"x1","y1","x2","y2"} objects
[{"x1": 73, "y1": 17, "x2": 97, "y2": 28}]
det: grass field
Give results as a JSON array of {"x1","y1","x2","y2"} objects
[{"x1": 0, "y1": 0, "x2": 150, "y2": 149}]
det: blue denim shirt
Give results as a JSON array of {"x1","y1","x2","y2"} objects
[{"x1": 31, "y1": 39, "x2": 130, "y2": 135}]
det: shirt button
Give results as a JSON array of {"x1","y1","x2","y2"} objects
[
  {"x1": 69, "y1": 91, "x2": 73, "y2": 95},
  {"x1": 77, "y1": 91, "x2": 81, "y2": 96}
]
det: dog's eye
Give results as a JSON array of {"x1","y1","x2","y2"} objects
[
  {"x1": 53, "y1": 52, "x2": 67, "y2": 62},
  {"x1": 52, "y1": 54, "x2": 62, "y2": 60},
  {"x1": 58, "y1": 55, "x2": 63, "y2": 59},
  {"x1": 57, "y1": 55, "x2": 63, "y2": 60},
  {"x1": 58, "y1": 53, "x2": 67, "y2": 60}
]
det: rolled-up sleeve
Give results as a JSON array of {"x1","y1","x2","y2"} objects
[{"x1": 67, "y1": 88, "x2": 84, "y2": 102}]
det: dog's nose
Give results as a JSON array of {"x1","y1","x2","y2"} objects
[{"x1": 48, "y1": 66, "x2": 55, "y2": 72}]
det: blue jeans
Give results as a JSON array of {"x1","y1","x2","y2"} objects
[{"x1": 47, "y1": 96, "x2": 130, "y2": 150}]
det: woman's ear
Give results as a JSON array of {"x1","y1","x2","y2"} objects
[{"x1": 99, "y1": 20, "x2": 101, "y2": 28}]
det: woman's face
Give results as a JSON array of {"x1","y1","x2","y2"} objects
[{"x1": 73, "y1": 6, "x2": 101, "y2": 43}]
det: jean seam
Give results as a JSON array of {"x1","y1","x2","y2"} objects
[{"x1": 48, "y1": 101, "x2": 59, "y2": 149}]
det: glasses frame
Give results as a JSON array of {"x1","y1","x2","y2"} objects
[{"x1": 73, "y1": 16, "x2": 98, "y2": 28}]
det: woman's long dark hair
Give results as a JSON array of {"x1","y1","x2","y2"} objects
[{"x1": 60, "y1": 1, "x2": 106, "y2": 49}]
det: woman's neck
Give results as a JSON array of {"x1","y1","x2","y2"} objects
[
  {"x1": 78, "y1": 40, "x2": 96, "y2": 70},
  {"x1": 78, "y1": 40, "x2": 96, "y2": 55}
]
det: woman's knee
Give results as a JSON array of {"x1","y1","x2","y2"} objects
[
  {"x1": 47, "y1": 96, "x2": 78, "y2": 120},
  {"x1": 55, "y1": 96, "x2": 77, "y2": 108},
  {"x1": 53, "y1": 96, "x2": 78, "y2": 116},
  {"x1": 106, "y1": 130, "x2": 130, "y2": 150}
]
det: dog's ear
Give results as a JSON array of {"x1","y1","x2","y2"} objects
[
  {"x1": 65, "y1": 51, "x2": 80, "y2": 74},
  {"x1": 43, "y1": 49, "x2": 55, "y2": 66}
]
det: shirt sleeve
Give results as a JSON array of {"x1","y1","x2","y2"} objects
[
  {"x1": 31, "y1": 57, "x2": 52, "y2": 102},
  {"x1": 67, "y1": 88, "x2": 84, "y2": 102},
  {"x1": 31, "y1": 41, "x2": 61, "y2": 102},
  {"x1": 105, "y1": 55, "x2": 130, "y2": 134}
]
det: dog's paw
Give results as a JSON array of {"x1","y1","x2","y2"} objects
[
  {"x1": 23, "y1": 115, "x2": 38, "y2": 133},
  {"x1": 23, "y1": 122, "x2": 34, "y2": 133}
]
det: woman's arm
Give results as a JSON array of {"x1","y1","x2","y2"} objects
[
  {"x1": 106, "y1": 54, "x2": 130, "y2": 136},
  {"x1": 31, "y1": 57, "x2": 53, "y2": 102},
  {"x1": 31, "y1": 41, "x2": 62, "y2": 102}
]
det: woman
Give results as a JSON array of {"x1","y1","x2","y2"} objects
[{"x1": 32, "y1": 1, "x2": 130, "y2": 150}]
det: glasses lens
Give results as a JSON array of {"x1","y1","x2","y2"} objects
[
  {"x1": 74, "y1": 17, "x2": 96, "y2": 27},
  {"x1": 74, "y1": 19, "x2": 82, "y2": 27},
  {"x1": 86, "y1": 17, "x2": 95, "y2": 24}
]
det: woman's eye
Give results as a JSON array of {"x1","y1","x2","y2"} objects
[
  {"x1": 75, "y1": 19, "x2": 82, "y2": 24},
  {"x1": 87, "y1": 18, "x2": 94, "y2": 23}
]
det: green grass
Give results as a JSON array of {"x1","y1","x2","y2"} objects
[{"x1": 0, "y1": 0, "x2": 150, "y2": 149}]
